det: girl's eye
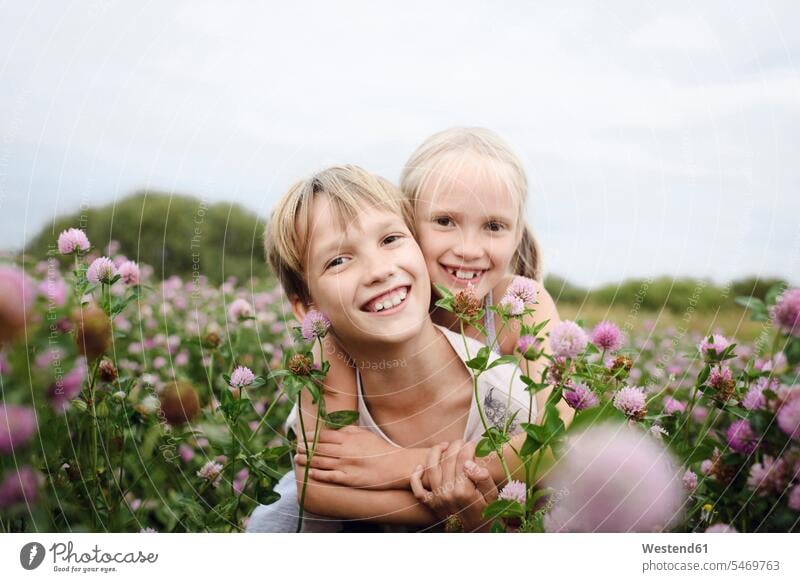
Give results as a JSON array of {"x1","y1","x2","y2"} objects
[
  {"x1": 487, "y1": 221, "x2": 505, "y2": 232},
  {"x1": 434, "y1": 216, "x2": 454, "y2": 227}
]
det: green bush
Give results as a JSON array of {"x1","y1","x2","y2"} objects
[{"x1": 24, "y1": 191, "x2": 271, "y2": 285}]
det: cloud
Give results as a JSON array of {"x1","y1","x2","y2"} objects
[{"x1": 0, "y1": 0, "x2": 797, "y2": 287}]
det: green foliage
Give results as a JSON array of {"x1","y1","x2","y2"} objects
[
  {"x1": 546, "y1": 274, "x2": 789, "y2": 315},
  {"x1": 24, "y1": 190, "x2": 271, "y2": 285}
]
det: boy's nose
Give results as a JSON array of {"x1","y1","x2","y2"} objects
[{"x1": 364, "y1": 253, "x2": 396, "y2": 286}]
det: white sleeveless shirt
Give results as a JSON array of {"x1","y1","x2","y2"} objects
[
  {"x1": 262, "y1": 324, "x2": 535, "y2": 533},
  {"x1": 355, "y1": 324, "x2": 534, "y2": 445},
  {"x1": 285, "y1": 323, "x2": 535, "y2": 442}
]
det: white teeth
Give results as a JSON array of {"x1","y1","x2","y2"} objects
[
  {"x1": 452, "y1": 269, "x2": 481, "y2": 280},
  {"x1": 367, "y1": 287, "x2": 409, "y2": 312}
]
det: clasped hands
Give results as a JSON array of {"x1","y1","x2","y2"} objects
[{"x1": 294, "y1": 425, "x2": 498, "y2": 532}]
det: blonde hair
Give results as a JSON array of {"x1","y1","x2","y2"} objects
[
  {"x1": 399, "y1": 127, "x2": 542, "y2": 281},
  {"x1": 264, "y1": 165, "x2": 414, "y2": 305}
]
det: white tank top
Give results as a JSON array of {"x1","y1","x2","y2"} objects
[
  {"x1": 282, "y1": 324, "x2": 535, "y2": 532},
  {"x1": 355, "y1": 324, "x2": 534, "y2": 445},
  {"x1": 286, "y1": 324, "x2": 535, "y2": 442}
]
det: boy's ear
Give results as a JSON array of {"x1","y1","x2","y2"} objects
[{"x1": 290, "y1": 295, "x2": 311, "y2": 323}]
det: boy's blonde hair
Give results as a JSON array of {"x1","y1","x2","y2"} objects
[
  {"x1": 265, "y1": 165, "x2": 414, "y2": 305},
  {"x1": 399, "y1": 127, "x2": 542, "y2": 281}
]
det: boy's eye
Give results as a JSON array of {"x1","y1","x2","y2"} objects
[
  {"x1": 383, "y1": 234, "x2": 404, "y2": 245},
  {"x1": 325, "y1": 256, "x2": 349, "y2": 270},
  {"x1": 434, "y1": 216, "x2": 454, "y2": 227}
]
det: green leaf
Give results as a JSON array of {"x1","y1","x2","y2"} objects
[
  {"x1": 260, "y1": 445, "x2": 292, "y2": 461},
  {"x1": 765, "y1": 283, "x2": 786, "y2": 306},
  {"x1": 465, "y1": 346, "x2": 491, "y2": 371},
  {"x1": 520, "y1": 422, "x2": 549, "y2": 456},
  {"x1": 544, "y1": 403, "x2": 565, "y2": 440},
  {"x1": 305, "y1": 381, "x2": 322, "y2": 403},
  {"x1": 475, "y1": 428, "x2": 508, "y2": 457},
  {"x1": 520, "y1": 433, "x2": 544, "y2": 456},
  {"x1": 697, "y1": 364, "x2": 711, "y2": 385},
  {"x1": 475, "y1": 436, "x2": 494, "y2": 457},
  {"x1": 433, "y1": 282, "x2": 454, "y2": 300},
  {"x1": 735, "y1": 295, "x2": 766, "y2": 312},
  {"x1": 323, "y1": 410, "x2": 359, "y2": 430},
  {"x1": 565, "y1": 401, "x2": 626, "y2": 433},
  {"x1": 482, "y1": 499, "x2": 525, "y2": 520},
  {"x1": 486, "y1": 355, "x2": 520, "y2": 370},
  {"x1": 198, "y1": 422, "x2": 233, "y2": 451},
  {"x1": 174, "y1": 496, "x2": 205, "y2": 528},
  {"x1": 719, "y1": 343, "x2": 738, "y2": 361}
]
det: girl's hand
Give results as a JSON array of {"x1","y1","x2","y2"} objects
[
  {"x1": 294, "y1": 425, "x2": 440, "y2": 490},
  {"x1": 409, "y1": 440, "x2": 498, "y2": 532}
]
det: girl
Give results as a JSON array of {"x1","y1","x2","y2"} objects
[{"x1": 292, "y1": 128, "x2": 572, "y2": 493}]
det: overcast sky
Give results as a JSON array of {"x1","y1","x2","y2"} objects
[{"x1": 1, "y1": 1, "x2": 798, "y2": 287}]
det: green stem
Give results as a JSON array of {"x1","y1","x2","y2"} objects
[
  {"x1": 207, "y1": 354, "x2": 215, "y2": 401},
  {"x1": 530, "y1": 447, "x2": 544, "y2": 489},
  {"x1": 296, "y1": 395, "x2": 310, "y2": 533},
  {"x1": 88, "y1": 357, "x2": 101, "y2": 530},
  {"x1": 460, "y1": 319, "x2": 512, "y2": 483},
  {"x1": 695, "y1": 405, "x2": 721, "y2": 446},
  {"x1": 770, "y1": 329, "x2": 781, "y2": 359},
  {"x1": 503, "y1": 354, "x2": 522, "y2": 434},
  {"x1": 246, "y1": 389, "x2": 285, "y2": 444},
  {"x1": 683, "y1": 380, "x2": 702, "y2": 437},
  {"x1": 525, "y1": 359, "x2": 534, "y2": 424}
]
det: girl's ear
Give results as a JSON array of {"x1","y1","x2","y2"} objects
[{"x1": 290, "y1": 295, "x2": 311, "y2": 323}]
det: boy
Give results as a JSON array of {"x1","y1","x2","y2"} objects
[{"x1": 250, "y1": 165, "x2": 535, "y2": 532}]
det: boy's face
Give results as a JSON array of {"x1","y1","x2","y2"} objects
[
  {"x1": 414, "y1": 151, "x2": 520, "y2": 302},
  {"x1": 301, "y1": 195, "x2": 431, "y2": 348}
]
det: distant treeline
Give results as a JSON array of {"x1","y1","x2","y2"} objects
[
  {"x1": 544, "y1": 274, "x2": 787, "y2": 314},
  {"x1": 23, "y1": 191, "x2": 788, "y2": 309},
  {"x1": 24, "y1": 191, "x2": 269, "y2": 285}
]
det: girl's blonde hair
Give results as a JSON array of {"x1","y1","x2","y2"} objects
[
  {"x1": 264, "y1": 165, "x2": 414, "y2": 305},
  {"x1": 399, "y1": 127, "x2": 542, "y2": 281}
]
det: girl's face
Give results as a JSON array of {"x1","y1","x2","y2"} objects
[
  {"x1": 303, "y1": 195, "x2": 432, "y2": 349},
  {"x1": 414, "y1": 152, "x2": 520, "y2": 302}
]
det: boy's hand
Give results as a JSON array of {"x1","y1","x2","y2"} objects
[
  {"x1": 409, "y1": 440, "x2": 498, "y2": 532},
  {"x1": 294, "y1": 425, "x2": 435, "y2": 490}
]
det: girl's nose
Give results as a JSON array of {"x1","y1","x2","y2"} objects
[{"x1": 453, "y1": 232, "x2": 483, "y2": 261}]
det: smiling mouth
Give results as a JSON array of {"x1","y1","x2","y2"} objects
[
  {"x1": 441, "y1": 265, "x2": 488, "y2": 282},
  {"x1": 360, "y1": 285, "x2": 411, "y2": 313}
]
